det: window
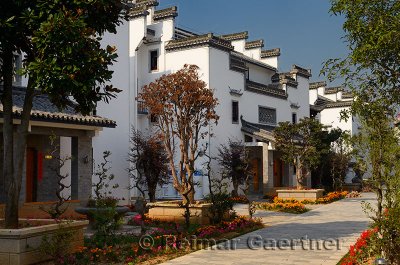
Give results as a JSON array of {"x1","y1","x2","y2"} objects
[
  {"x1": 232, "y1": 101, "x2": 239, "y2": 123},
  {"x1": 292, "y1": 113, "x2": 297, "y2": 124},
  {"x1": 258, "y1": 106, "x2": 276, "y2": 125},
  {"x1": 245, "y1": 69, "x2": 250, "y2": 80},
  {"x1": 150, "y1": 50, "x2": 158, "y2": 71},
  {"x1": 13, "y1": 54, "x2": 22, "y2": 85}
]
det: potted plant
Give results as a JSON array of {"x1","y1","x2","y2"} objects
[{"x1": 75, "y1": 151, "x2": 129, "y2": 229}]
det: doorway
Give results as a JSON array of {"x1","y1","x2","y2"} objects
[{"x1": 26, "y1": 148, "x2": 38, "y2": 202}]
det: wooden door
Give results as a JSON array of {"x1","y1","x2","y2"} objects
[
  {"x1": 252, "y1": 159, "x2": 259, "y2": 192},
  {"x1": 26, "y1": 148, "x2": 37, "y2": 202}
]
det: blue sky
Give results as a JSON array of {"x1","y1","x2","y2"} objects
[{"x1": 158, "y1": 0, "x2": 348, "y2": 85}]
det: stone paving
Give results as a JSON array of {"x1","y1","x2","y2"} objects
[{"x1": 161, "y1": 193, "x2": 375, "y2": 265}]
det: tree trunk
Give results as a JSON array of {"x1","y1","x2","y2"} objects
[
  {"x1": 4, "y1": 71, "x2": 35, "y2": 228},
  {"x1": 232, "y1": 178, "x2": 239, "y2": 197},
  {"x1": 2, "y1": 50, "x2": 16, "y2": 228},
  {"x1": 148, "y1": 188, "x2": 156, "y2": 202},
  {"x1": 296, "y1": 159, "x2": 306, "y2": 190}
]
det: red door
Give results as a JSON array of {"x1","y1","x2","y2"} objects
[{"x1": 26, "y1": 148, "x2": 38, "y2": 202}]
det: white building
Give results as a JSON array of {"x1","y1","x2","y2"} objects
[
  {"x1": 95, "y1": 0, "x2": 315, "y2": 201},
  {"x1": 309, "y1": 81, "x2": 357, "y2": 183}
]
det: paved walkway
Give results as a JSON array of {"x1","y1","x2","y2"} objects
[{"x1": 161, "y1": 193, "x2": 375, "y2": 265}]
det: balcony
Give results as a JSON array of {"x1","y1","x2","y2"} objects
[{"x1": 137, "y1": 101, "x2": 149, "y2": 115}]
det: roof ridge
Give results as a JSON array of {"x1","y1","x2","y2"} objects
[
  {"x1": 166, "y1": 33, "x2": 234, "y2": 52},
  {"x1": 261, "y1": 48, "x2": 280, "y2": 58},
  {"x1": 135, "y1": 0, "x2": 159, "y2": 8},
  {"x1": 325, "y1": 86, "x2": 344, "y2": 94},
  {"x1": 309, "y1": 81, "x2": 326, "y2": 89},
  {"x1": 154, "y1": 6, "x2": 178, "y2": 20},
  {"x1": 245, "y1": 39, "x2": 264, "y2": 49},
  {"x1": 220, "y1": 31, "x2": 249, "y2": 41},
  {"x1": 291, "y1": 64, "x2": 312, "y2": 78}
]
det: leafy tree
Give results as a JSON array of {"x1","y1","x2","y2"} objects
[
  {"x1": 138, "y1": 64, "x2": 219, "y2": 205},
  {"x1": 273, "y1": 118, "x2": 326, "y2": 189},
  {"x1": 217, "y1": 139, "x2": 252, "y2": 197},
  {"x1": 329, "y1": 132, "x2": 351, "y2": 190},
  {"x1": 0, "y1": 0, "x2": 130, "y2": 228},
  {"x1": 324, "y1": 1, "x2": 400, "y2": 262},
  {"x1": 311, "y1": 128, "x2": 344, "y2": 190},
  {"x1": 323, "y1": 0, "x2": 400, "y2": 109},
  {"x1": 128, "y1": 128, "x2": 169, "y2": 202},
  {"x1": 351, "y1": 102, "x2": 400, "y2": 263}
]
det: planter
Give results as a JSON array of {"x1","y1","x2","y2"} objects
[
  {"x1": 277, "y1": 189, "x2": 324, "y2": 201},
  {"x1": 147, "y1": 201, "x2": 212, "y2": 225},
  {"x1": 74, "y1": 206, "x2": 129, "y2": 229},
  {"x1": 342, "y1": 183, "x2": 362, "y2": 192},
  {"x1": 0, "y1": 219, "x2": 88, "y2": 265}
]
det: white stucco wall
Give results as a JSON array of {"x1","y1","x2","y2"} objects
[{"x1": 94, "y1": 21, "x2": 131, "y2": 201}]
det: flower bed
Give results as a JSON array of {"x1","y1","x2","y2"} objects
[
  {"x1": 255, "y1": 191, "x2": 350, "y2": 214},
  {"x1": 255, "y1": 198, "x2": 308, "y2": 214},
  {"x1": 274, "y1": 191, "x2": 349, "y2": 205},
  {"x1": 339, "y1": 228, "x2": 378, "y2": 265},
  {"x1": 67, "y1": 216, "x2": 263, "y2": 265},
  {"x1": 229, "y1": 196, "x2": 249, "y2": 204}
]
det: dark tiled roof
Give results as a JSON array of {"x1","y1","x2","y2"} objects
[
  {"x1": 174, "y1": 27, "x2": 198, "y2": 39},
  {"x1": 271, "y1": 73, "x2": 298, "y2": 88},
  {"x1": 309, "y1": 81, "x2": 326, "y2": 90},
  {"x1": 135, "y1": 0, "x2": 159, "y2": 9},
  {"x1": 325, "y1": 100, "x2": 353, "y2": 108},
  {"x1": 0, "y1": 87, "x2": 116, "y2": 128},
  {"x1": 241, "y1": 117, "x2": 275, "y2": 133},
  {"x1": 245, "y1": 40, "x2": 264, "y2": 49},
  {"x1": 325, "y1": 86, "x2": 344, "y2": 94},
  {"x1": 342, "y1": 91, "x2": 354, "y2": 99},
  {"x1": 231, "y1": 51, "x2": 276, "y2": 71},
  {"x1": 245, "y1": 80, "x2": 287, "y2": 99},
  {"x1": 261, "y1": 48, "x2": 281, "y2": 58},
  {"x1": 220, "y1": 31, "x2": 248, "y2": 41},
  {"x1": 229, "y1": 54, "x2": 248, "y2": 73},
  {"x1": 165, "y1": 33, "x2": 234, "y2": 52},
  {"x1": 315, "y1": 95, "x2": 334, "y2": 106},
  {"x1": 154, "y1": 6, "x2": 177, "y2": 21},
  {"x1": 129, "y1": 6, "x2": 149, "y2": 18},
  {"x1": 310, "y1": 104, "x2": 324, "y2": 113},
  {"x1": 291, "y1": 64, "x2": 312, "y2": 78}
]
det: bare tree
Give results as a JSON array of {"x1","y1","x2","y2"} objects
[
  {"x1": 128, "y1": 128, "x2": 169, "y2": 202},
  {"x1": 138, "y1": 64, "x2": 219, "y2": 204}
]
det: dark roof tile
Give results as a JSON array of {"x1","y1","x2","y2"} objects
[
  {"x1": 261, "y1": 48, "x2": 280, "y2": 58},
  {"x1": 220, "y1": 31, "x2": 248, "y2": 41},
  {"x1": 245, "y1": 40, "x2": 264, "y2": 49},
  {"x1": 309, "y1": 81, "x2": 326, "y2": 89},
  {"x1": 154, "y1": 6, "x2": 177, "y2": 21},
  {"x1": 0, "y1": 86, "x2": 116, "y2": 128}
]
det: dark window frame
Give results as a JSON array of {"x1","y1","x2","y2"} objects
[
  {"x1": 232, "y1": 100, "x2": 239, "y2": 124},
  {"x1": 149, "y1": 49, "x2": 159, "y2": 71},
  {"x1": 292, "y1": 112, "x2": 297, "y2": 124}
]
